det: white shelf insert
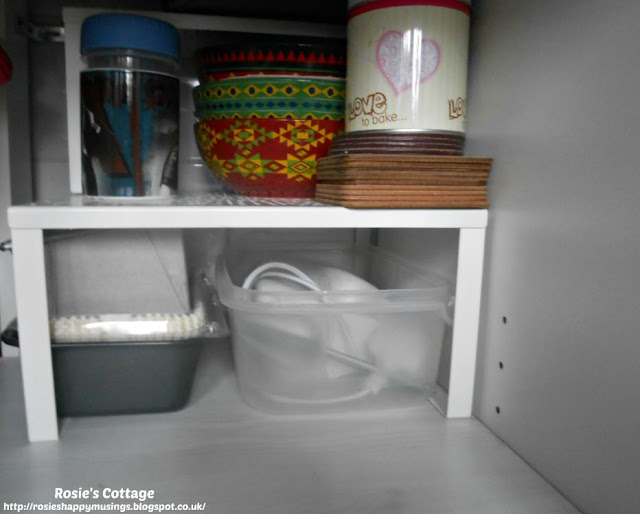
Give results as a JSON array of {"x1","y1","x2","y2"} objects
[{"x1": 8, "y1": 195, "x2": 487, "y2": 441}]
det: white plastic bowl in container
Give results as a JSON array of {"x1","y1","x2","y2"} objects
[{"x1": 216, "y1": 244, "x2": 453, "y2": 414}]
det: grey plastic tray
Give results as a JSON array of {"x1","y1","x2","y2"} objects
[
  {"x1": 52, "y1": 338, "x2": 206, "y2": 416},
  {"x1": 2, "y1": 319, "x2": 207, "y2": 416}
]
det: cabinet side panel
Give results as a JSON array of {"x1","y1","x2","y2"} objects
[{"x1": 468, "y1": 1, "x2": 640, "y2": 512}]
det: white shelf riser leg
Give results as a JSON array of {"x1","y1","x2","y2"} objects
[
  {"x1": 12, "y1": 229, "x2": 59, "y2": 441},
  {"x1": 446, "y1": 227, "x2": 486, "y2": 418}
]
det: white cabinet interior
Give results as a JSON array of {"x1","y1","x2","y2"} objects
[{"x1": 5, "y1": 1, "x2": 640, "y2": 512}]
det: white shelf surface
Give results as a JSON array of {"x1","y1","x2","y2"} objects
[
  {"x1": 0, "y1": 345, "x2": 579, "y2": 513},
  {"x1": 8, "y1": 194, "x2": 489, "y2": 230}
]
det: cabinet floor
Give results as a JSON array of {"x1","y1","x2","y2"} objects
[{"x1": 0, "y1": 341, "x2": 578, "y2": 514}]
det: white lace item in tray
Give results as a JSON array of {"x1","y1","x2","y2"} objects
[{"x1": 49, "y1": 304, "x2": 207, "y2": 343}]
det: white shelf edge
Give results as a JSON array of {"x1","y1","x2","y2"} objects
[{"x1": 8, "y1": 200, "x2": 488, "y2": 230}]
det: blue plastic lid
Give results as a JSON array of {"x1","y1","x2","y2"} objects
[{"x1": 81, "y1": 13, "x2": 180, "y2": 61}]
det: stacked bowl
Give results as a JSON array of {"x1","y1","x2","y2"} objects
[{"x1": 193, "y1": 37, "x2": 346, "y2": 197}]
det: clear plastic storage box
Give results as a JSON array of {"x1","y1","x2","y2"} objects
[{"x1": 216, "y1": 243, "x2": 453, "y2": 413}]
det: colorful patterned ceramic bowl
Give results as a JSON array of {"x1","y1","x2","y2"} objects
[
  {"x1": 194, "y1": 39, "x2": 346, "y2": 82},
  {"x1": 199, "y1": 69, "x2": 338, "y2": 82},
  {"x1": 194, "y1": 118, "x2": 344, "y2": 197},
  {"x1": 193, "y1": 76, "x2": 345, "y2": 104},
  {"x1": 195, "y1": 107, "x2": 344, "y2": 121},
  {"x1": 194, "y1": 97, "x2": 345, "y2": 121},
  {"x1": 193, "y1": 76, "x2": 345, "y2": 121}
]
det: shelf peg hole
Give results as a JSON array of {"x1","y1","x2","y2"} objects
[
  {"x1": 502, "y1": 316, "x2": 507, "y2": 324},
  {"x1": 499, "y1": 362, "x2": 504, "y2": 369},
  {"x1": 496, "y1": 406, "x2": 501, "y2": 414}
]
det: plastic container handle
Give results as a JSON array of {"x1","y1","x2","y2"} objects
[
  {"x1": 0, "y1": 239, "x2": 12, "y2": 253},
  {"x1": 1, "y1": 318, "x2": 19, "y2": 348}
]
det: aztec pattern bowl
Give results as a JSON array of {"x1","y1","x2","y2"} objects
[
  {"x1": 194, "y1": 76, "x2": 345, "y2": 121},
  {"x1": 194, "y1": 117, "x2": 344, "y2": 197},
  {"x1": 198, "y1": 70, "x2": 335, "y2": 82},
  {"x1": 195, "y1": 104, "x2": 344, "y2": 121},
  {"x1": 194, "y1": 39, "x2": 346, "y2": 82}
]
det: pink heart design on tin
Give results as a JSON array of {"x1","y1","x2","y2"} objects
[{"x1": 376, "y1": 30, "x2": 440, "y2": 94}]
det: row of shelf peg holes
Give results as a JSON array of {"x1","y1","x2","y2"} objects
[{"x1": 497, "y1": 316, "x2": 507, "y2": 414}]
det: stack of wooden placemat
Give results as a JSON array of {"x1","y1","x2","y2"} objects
[{"x1": 315, "y1": 154, "x2": 492, "y2": 208}]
